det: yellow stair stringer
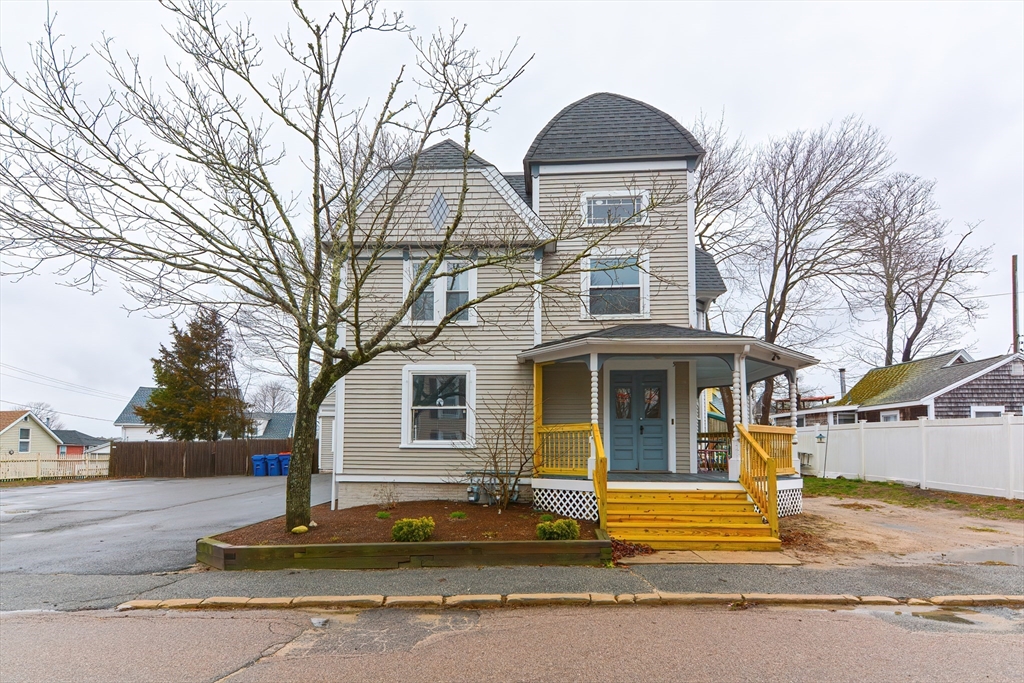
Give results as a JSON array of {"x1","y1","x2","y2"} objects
[{"x1": 605, "y1": 487, "x2": 781, "y2": 552}]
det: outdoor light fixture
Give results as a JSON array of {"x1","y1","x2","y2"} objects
[{"x1": 816, "y1": 434, "x2": 826, "y2": 444}]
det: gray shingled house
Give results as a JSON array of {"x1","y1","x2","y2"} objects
[{"x1": 319, "y1": 92, "x2": 819, "y2": 550}]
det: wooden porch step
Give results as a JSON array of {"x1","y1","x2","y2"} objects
[
  {"x1": 606, "y1": 522, "x2": 774, "y2": 539},
  {"x1": 620, "y1": 536, "x2": 782, "y2": 552},
  {"x1": 606, "y1": 501, "x2": 756, "y2": 514},
  {"x1": 607, "y1": 512, "x2": 765, "y2": 525},
  {"x1": 606, "y1": 490, "x2": 750, "y2": 502}
]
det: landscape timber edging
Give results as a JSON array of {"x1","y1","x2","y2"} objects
[{"x1": 196, "y1": 534, "x2": 613, "y2": 570}]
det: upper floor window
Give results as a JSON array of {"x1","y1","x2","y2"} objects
[
  {"x1": 582, "y1": 191, "x2": 649, "y2": 226},
  {"x1": 19, "y1": 428, "x2": 30, "y2": 453},
  {"x1": 404, "y1": 258, "x2": 477, "y2": 326},
  {"x1": 581, "y1": 251, "x2": 650, "y2": 319}
]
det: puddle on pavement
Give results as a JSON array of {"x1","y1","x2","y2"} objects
[
  {"x1": 768, "y1": 604, "x2": 1024, "y2": 632},
  {"x1": 937, "y1": 545, "x2": 1024, "y2": 567}
]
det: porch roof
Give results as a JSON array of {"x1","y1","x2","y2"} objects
[{"x1": 517, "y1": 324, "x2": 818, "y2": 389}]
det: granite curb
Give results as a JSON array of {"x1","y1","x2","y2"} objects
[{"x1": 120, "y1": 593, "x2": 1024, "y2": 611}]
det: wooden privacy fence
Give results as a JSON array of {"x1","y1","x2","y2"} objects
[{"x1": 109, "y1": 439, "x2": 315, "y2": 478}]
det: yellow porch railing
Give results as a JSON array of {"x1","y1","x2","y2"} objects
[
  {"x1": 746, "y1": 424, "x2": 798, "y2": 476},
  {"x1": 737, "y1": 425, "x2": 778, "y2": 537},
  {"x1": 592, "y1": 423, "x2": 608, "y2": 530},
  {"x1": 534, "y1": 424, "x2": 592, "y2": 476}
]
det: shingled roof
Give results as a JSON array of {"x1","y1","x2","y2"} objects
[
  {"x1": 114, "y1": 387, "x2": 155, "y2": 425},
  {"x1": 523, "y1": 93, "x2": 704, "y2": 192},
  {"x1": 393, "y1": 139, "x2": 492, "y2": 170},
  {"x1": 51, "y1": 430, "x2": 107, "y2": 448},
  {"x1": 834, "y1": 351, "x2": 1010, "y2": 407},
  {"x1": 695, "y1": 248, "x2": 726, "y2": 299}
]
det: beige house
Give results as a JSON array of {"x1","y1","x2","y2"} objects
[
  {"x1": 320, "y1": 93, "x2": 818, "y2": 550},
  {"x1": 0, "y1": 410, "x2": 62, "y2": 457}
]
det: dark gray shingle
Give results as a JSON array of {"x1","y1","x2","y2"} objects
[
  {"x1": 695, "y1": 248, "x2": 726, "y2": 298},
  {"x1": 114, "y1": 387, "x2": 156, "y2": 425},
  {"x1": 394, "y1": 139, "x2": 491, "y2": 170},
  {"x1": 51, "y1": 430, "x2": 106, "y2": 448},
  {"x1": 524, "y1": 93, "x2": 704, "y2": 175},
  {"x1": 502, "y1": 173, "x2": 529, "y2": 203}
]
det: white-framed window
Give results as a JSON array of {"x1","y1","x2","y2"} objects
[
  {"x1": 834, "y1": 412, "x2": 857, "y2": 425},
  {"x1": 880, "y1": 410, "x2": 900, "y2": 423},
  {"x1": 18, "y1": 428, "x2": 30, "y2": 453},
  {"x1": 58, "y1": 445, "x2": 67, "y2": 456},
  {"x1": 581, "y1": 250, "x2": 650, "y2": 319},
  {"x1": 401, "y1": 364, "x2": 476, "y2": 448},
  {"x1": 581, "y1": 190, "x2": 650, "y2": 226},
  {"x1": 970, "y1": 405, "x2": 1005, "y2": 418},
  {"x1": 403, "y1": 258, "x2": 478, "y2": 326}
]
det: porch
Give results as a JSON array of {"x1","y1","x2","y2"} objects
[{"x1": 519, "y1": 324, "x2": 817, "y2": 549}]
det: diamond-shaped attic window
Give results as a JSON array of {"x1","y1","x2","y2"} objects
[{"x1": 428, "y1": 189, "x2": 450, "y2": 233}]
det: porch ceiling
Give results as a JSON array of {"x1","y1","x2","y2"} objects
[{"x1": 517, "y1": 324, "x2": 818, "y2": 386}]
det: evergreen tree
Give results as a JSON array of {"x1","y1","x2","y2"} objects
[{"x1": 136, "y1": 310, "x2": 252, "y2": 441}]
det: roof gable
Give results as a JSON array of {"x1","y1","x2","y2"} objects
[
  {"x1": 115, "y1": 387, "x2": 156, "y2": 425},
  {"x1": 393, "y1": 139, "x2": 492, "y2": 170},
  {"x1": 0, "y1": 410, "x2": 64, "y2": 443}
]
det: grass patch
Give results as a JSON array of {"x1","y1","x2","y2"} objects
[
  {"x1": 375, "y1": 511, "x2": 391, "y2": 520},
  {"x1": 449, "y1": 511, "x2": 467, "y2": 520},
  {"x1": 803, "y1": 476, "x2": 1024, "y2": 521}
]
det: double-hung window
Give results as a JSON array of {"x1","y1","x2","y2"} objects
[
  {"x1": 970, "y1": 405, "x2": 1004, "y2": 418},
  {"x1": 18, "y1": 428, "x2": 30, "y2": 453},
  {"x1": 402, "y1": 364, "x2": 476, "y2": 447},
  {"x1": 404, "y1": 258, "x2": 477, "y2": 325},
  {"x1": 582, "y1": 251, "x2": 649, "y2": 318},
  {"x1": 582, "y1": 191, "x2": 649, "y2": 226}
]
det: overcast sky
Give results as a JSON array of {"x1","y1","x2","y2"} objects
[{"x1": 1, "y1": 1, "x2": 1022, "y2": 435}]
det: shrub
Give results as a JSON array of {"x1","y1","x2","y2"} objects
[
  {"x1": 539, "y1": 514, "x2": 554, "y2": 522},
  {"x1": 376, "y1": 511, "x2": 391, "y2": 520},
  {"x1": 536, "y1": 518, "x2": 580, "y2": 541},
  {"x1": 449, "y1": 511, "x2": 467, "y2": 519},
  {"x1": 391, "y1": 516, "x2": 435, "y2": 542}
]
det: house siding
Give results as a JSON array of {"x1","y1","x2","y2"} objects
[
  {"x1": 1, "y1": 418, "x2": 60, "y2": 457},
  {"x1": 536, "y1": 169, "x2": 690, "y2": 340},
  {"x1": 341, "y1": 261, "x2": 535, "y2": 478},
  {"x1": 933, "y1": 363, "x2": 1024, "y2": 418},
  {"x1": 541, "y1": 362, "x2": 591, "y2": 424}
]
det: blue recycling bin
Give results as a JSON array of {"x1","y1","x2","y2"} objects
[
  {"x1": 266, "y1": 454, "x2": 281, "y2": 476},
  {"x1": 251, "y1": 454, "x2": 267, "y2": 476},
  {"x1": 279, "y1": 454, "x2": 291, "y2": 476}
]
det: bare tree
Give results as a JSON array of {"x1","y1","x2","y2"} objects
[
  {"x1": 690, "y1": 111, "x2": 756, "y2": 266},
  {"x1": 741, "y1": 117, "x2": 893, "y2": 422},
  {"x1": 0, "y1": 1, "x2": 670, "y2": 528},
  {"x1": 456, "y1": 387, "x2": 534, "y2": 511},
  {"x1": 23, "y1": 401, "x2": 65, "y2": 430},
  {"x1": 845, "y1": 173, "x2": 991, "y2": 365},
  {"x1": 249, "y1": 380, "x2": 296, "y2": 413}
]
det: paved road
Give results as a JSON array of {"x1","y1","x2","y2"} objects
[
  {"x1": 2, "y1": 605, "x2": 1021, "y2": 682},
  {"x1": 0, "y1": 475, "x2": 332, "y2": 574}
]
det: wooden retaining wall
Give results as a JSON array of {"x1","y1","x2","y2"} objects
[
  {"x1": 110, "y1": 439, "x2": 317, "y2": 478},
  {"x1": 197, "y1": 533, "x2": 612, "y2": 570}
]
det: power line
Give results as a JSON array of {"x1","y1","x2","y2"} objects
[
  {"x1": 0, "y1": 372, "x2": 129, "y2": 402},
  {"x1": 0, "y1": 399, "x2": 114, "y2": 423},
  {"x1": 0, "y1": 363, "x2": 130, "y2": 400}
]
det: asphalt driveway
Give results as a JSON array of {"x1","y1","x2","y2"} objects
[{"x1": 0, "y1": 475, "x2": 332, "y2": 575}]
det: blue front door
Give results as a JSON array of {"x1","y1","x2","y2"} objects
[{"x1": 609, "y1": 370, "x2": 669, "y2": 472}]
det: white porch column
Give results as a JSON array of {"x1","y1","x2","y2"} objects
[
  {"x1": 729, "y1": 353, "x2": 742, "y2": 481},
  {"x1": 588, "y1": 352, "x2": 599, "y2": 478},
  {"x1": 739, "y1": 354, "x2": 749, "y2": 426},
  {"x1": 789, "y1": 373, "x2": 800, "y2": 473}
]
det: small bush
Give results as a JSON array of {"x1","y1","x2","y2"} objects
[
  {"x1": 391, "y1": 516, "x2": 435, "y2": 542},
  {"x1": 376, "y1": 511, "x2": 391, "y2": 520},
  {"x1": 449, "y1": 511, "x2": 467, "y2": 519},
  {"x1": 539, "y1": 514, "x2": 554, "y2": 522},
  {"x1": 536, "y1": 518, "x2": 580, "y2": 541}
]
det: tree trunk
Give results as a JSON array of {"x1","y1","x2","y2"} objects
[
  {"x1": 285, "y1": 395, "x2": 316, "y2": 530},
  {"x1": 758, "y1": 378, "x2": 774, "y2": 425},
  {"x1": 720, "y1": 387, "x2": 735, "y2": 436}
]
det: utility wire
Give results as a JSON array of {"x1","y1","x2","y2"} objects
[
  {"x1": 0, "y1": 363, "x2": 130, "y2": 400},
  {"x1": 0, "y1": 399, "x2": 114, "y2": 423},
  {"x1": 0, "y1": 372, "x2": 129, "y2": 402}
]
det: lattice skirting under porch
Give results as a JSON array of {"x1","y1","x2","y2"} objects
[
  {"x1": 777, "y1": 484, "x2": 803, "y2": 517},
  {"x1": 531, "y1": 484, "x2": 598, "y2": 522}
]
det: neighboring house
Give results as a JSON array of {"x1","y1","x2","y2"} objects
[
  {"x1": 320, "y1": 92, "x2": 818, "y2": 550},
  {"x1": 114, "y1": 387, "x2": 296, "y2": 441},
  {"x1": 0, "y1": 410, "x2": 62, "y2": 457},
  {"x1": 51, "y1": 430, "x2": 107, "y2": 457},
  {"x1": 774, "y1": 351, "x2": 1024, "y2": 426}
]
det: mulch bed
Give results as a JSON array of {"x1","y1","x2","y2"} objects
[{"x1": 214, "y1": 500, "x2": 599, "y2": 546}]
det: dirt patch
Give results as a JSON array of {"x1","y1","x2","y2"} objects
[
  {"x1": 781, "y1": 496, "x2": 1024, "y2": 567},
  {"x1": 214, "y1": 500, "x2": 598, "y2": 546}
]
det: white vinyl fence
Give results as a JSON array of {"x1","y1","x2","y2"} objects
[
  {"x1": 0, "y1": 455, "x2": 110, "y2": 481},
  {"x1": 796, "y1": 416, "x2": 1023, "y2": 499}
]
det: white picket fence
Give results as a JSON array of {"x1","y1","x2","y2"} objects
[
  {"x1": 796, "y1": 415, "x2": 1024, "y2": 499},
  {"x1": 0, "y1": 455, "x2": 110, "y2": 481}
]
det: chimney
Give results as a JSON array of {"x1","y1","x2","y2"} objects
[
  {"x1": 839, "y1": 368, "x2": 847, "y2": 397},
  {"x1": 45, "y1": 416, "x2": 51, "y2": 428}
]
